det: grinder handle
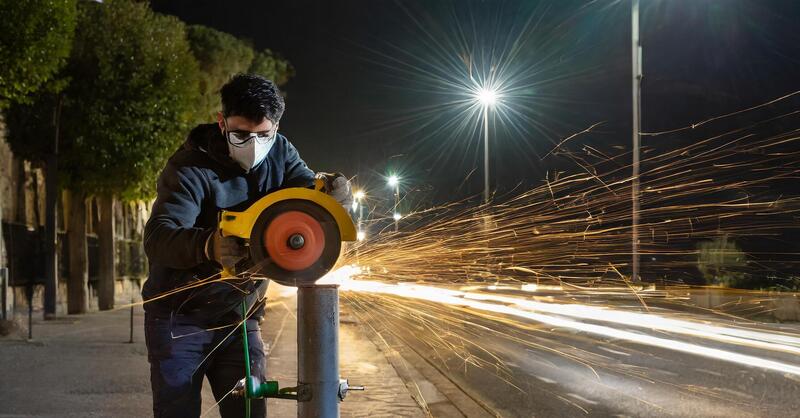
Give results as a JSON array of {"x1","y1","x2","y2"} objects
[{"x1": 216, "y1": 213, "x2": 239, "y2": 278}]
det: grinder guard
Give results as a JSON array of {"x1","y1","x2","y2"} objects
[{"x1": 218, "y1": 182, "x2": 356, "y2": 287}]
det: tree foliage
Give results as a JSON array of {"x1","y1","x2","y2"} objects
[
  {"x1": 249, "y1": 49, "x2": 295, "y2": 87},
  {"x1": 63, "y1": 0, "x2": 200, "y2": 198},
  {"x1": 186, "y1": 25, "x2": 254, "y2": 122},
  {"x1": 697, "y1": 236, "x2": 748, "y2": 287},
  {"x1": 187, "y1": 25, "x2": 295, "y2": 122},
  {"x1": 0, "y1": 0, "x2": 77, "y2": 108},
  {"x1": 5, "y1": 0, "x2": 200, "y2": 200},
  {"x1": 3, "y1": 94, "x2": 60, "y2": 161},
  {"x1": 4, "y1": 1, "x2": 294, "y2": 200}
]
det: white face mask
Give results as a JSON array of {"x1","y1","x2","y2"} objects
[
  {"x1": 227, "y1": 134, "x2": 275, "y2": 172},
  {"x1": 223, "y1": 118, "x2": 277, "y2": 171}
]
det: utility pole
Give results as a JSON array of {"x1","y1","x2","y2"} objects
[
  {"x1": 483, "y1": 105, "x2": 490, "y2": 204},
  {"x1": 388, "y1": 176, "x2": 400, "y2": 232},
  {"x1": 631, "y1": 0, "x2": 642, "y2": 282}
]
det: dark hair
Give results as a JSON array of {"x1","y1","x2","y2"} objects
[{"x1": 220, "y1": 74, "x2": 285, "y2": 123}]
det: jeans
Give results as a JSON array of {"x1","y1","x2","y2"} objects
[{"x1": 145, "y1": 313, "x2": 266, "y2": 418}]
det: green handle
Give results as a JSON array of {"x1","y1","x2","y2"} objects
[
  {"x1": 241, "y1": 300, "x2": 251, "y2": 418},
  {"x1": 241, "y1": 299, "x2": 295, "y2": 413}
]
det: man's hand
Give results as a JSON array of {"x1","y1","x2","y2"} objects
[
  {"x1": 205, "y1": 228, "x2": 248, "y2": 270},
  {"x1": 316, "y1": 172, "x2": 353, "y2": 209}
]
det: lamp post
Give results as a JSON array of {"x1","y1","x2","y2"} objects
[
  {"x1": 476, "y1": 88, "x2": 498, "y2": 204},
  {"x1": 387, "y1": 175, "x2": 400, "y2": 232},
  {"x1": 631, "y1": 0, "x2": 642, "y2": 282}
]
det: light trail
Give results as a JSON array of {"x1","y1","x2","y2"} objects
[
  {"x1": 462, "y1": 291, "x2": 800, "y2": 354},
  {"x1": 322, "y1": 266, "x2": 800, "y2": 377}
]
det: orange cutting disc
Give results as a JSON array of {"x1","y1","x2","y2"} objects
[{"x1": 264, "y1": 211, "x2": 326, "y2": 271}]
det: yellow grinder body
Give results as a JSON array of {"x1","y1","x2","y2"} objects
[{"x1": 218, "y1": 179, "x2": 356, "y2": 287}]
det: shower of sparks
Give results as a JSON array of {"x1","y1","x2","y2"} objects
[
  {"x1": 331, "y1": 91, "x2": 800, "y2": 412},
  {"x1": 124, "y1": 90, "x2": 800, "y2": 415},
  {"x1": 345, "y1": 100, "x2": 800, "y2": 290}
]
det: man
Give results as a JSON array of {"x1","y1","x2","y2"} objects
[{"x1": 142, "y1": 74, "x2": 350, "y2": 417}]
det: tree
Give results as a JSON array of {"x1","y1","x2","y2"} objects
[
  {"x1": 5, "y1": 3, "x2": 295, "y2": 314},
  {"x1": 186, "y1": 25, "x2": 254, "y2": 122},
  {"x1": 186, "y1": 25, "x2": 295, "y2": 122},
  {"x1": 6, "y1": 0, "x2": 200, "y2": 313},
  {"x1": 0, "y1": 0, "x2": 76, "y2": 317},
  {"x1": 697, "y1": 236, "x2": 748, "y2": 288},
  {"x1": 60, "y1": 0, "x2": 200, "y2": 200},
  {"x1": 249, "y1": 49, "x2": 295, "y2": 87},
  {"x1": 0, "y1": 0, "x2": 77, "y2": 109},
  {"x1": 65, "y1": 0, "x2": 199, "y2": 312},
  {"x1": 3, "y1": 91, "x2": 65, "y2": 317}
]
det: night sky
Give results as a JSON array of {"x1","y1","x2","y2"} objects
[{"x1": 151, "y1": 0, "x2": 800, "y2": 208}]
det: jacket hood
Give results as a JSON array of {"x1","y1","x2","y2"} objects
[{"x1": 183, "y1": 123, "x2": 242, "y2": 172}]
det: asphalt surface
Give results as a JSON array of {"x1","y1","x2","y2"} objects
[{"x1": 349, "y1": 287, "x2": 800, "y2": 417}]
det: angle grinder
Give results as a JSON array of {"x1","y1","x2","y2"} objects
[{"x1": 218, "y1": 178, "x2": 356, "y2": 286}]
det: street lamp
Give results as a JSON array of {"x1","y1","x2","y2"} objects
[
  {"x1": 477, "y1": 88, "x2": 497, "y2": 107},
  {"x1": 474, "y1": 87, "x2": 499, "y2": 204},
  {"x1": 387, "y1": 175, "x2": 401, "y2": 231},
  {"x1": 631, "y1": 0, "x2": 643, "y2": 282}
]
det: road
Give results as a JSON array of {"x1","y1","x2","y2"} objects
[{"x1": 346, "y1": 284, "x2": 800, "y2": 417}]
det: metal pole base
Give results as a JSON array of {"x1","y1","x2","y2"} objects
[{"x1": 297, "y1": 285, "x2": 340, "y2": 418}]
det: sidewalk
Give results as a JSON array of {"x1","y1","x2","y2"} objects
[
  {"x1": 0, "y1": 287, "x2": 427, "y2": 417},
  {"x1": 263, "y1": 285, "x2": 426, "y2": 417}
]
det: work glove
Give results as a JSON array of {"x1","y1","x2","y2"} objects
[
  {"x1": 316, "y1": 172, "x2": 353, "y2": 209},
  {"x1": 204, "y1": 228, "x2": 248, "y2": 271}
]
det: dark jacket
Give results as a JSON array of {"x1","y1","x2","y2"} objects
[{"x1": 142, "y1": 123, "x2": 315, "y2": 323}]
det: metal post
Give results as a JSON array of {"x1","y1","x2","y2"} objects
[
  {"x1": 1, "y1": 267, "x2": 7, "y2": 320},
  {"x1": 297, "y1": 285, "x2": 340, "y2": 418},
  {"x1": 631, "y1": 0, "x2": 642, "y2": 282},
  {"x1": 26, "y1": 280, "x2": 33, "y2": 340},
  {"x1": 393, "y1": 185, "x2": 399, "y2": 232},
  {"x1": 483, "y1": 105, "x2": 490, "y2": 204},
  {"x1": 128, "y1": 296, "x2": 134, "y2": 344}
]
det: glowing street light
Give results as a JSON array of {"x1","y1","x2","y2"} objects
[
  {"x1": 476, "y1": 88, "x2": 497, "y2": 107},
  {"x1": 356, "y1": 231, "x2": 366, "y2": 241},
  {"x1": 474, "y1": 86, "x2": 500, "y2": 204},
  {"x1": 393, "y1": 212, "x2": 402, "y2": 221}
]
